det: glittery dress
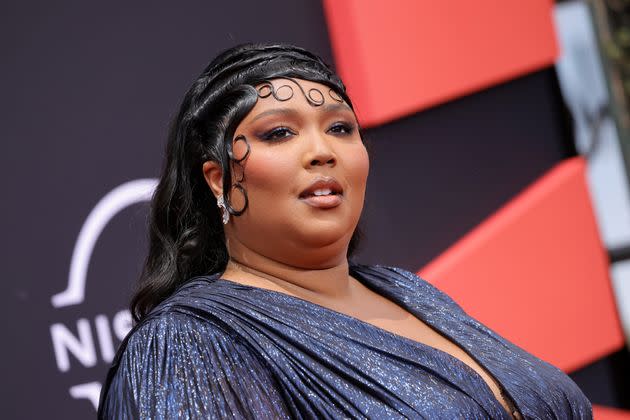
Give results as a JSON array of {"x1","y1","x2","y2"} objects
[{"x1": 97, "y1": 264, "x2": 593, "y2": 419}]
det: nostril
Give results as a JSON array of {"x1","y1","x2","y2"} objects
[{"x1": 309, "y1": 156, "x2": 336, "y2": 166}]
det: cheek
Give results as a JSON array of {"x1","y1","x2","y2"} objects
[
  {"x1": 346, "y1": 145, "x2": 370, "y2": 190},
  {"x1": 240, "y1": 147, "x2": 296, "y2": 199}
]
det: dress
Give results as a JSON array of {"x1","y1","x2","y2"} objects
[{"x1": 98, "y1": 264, "x2": 593, "y2": 419}]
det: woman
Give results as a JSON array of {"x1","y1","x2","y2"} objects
[{"x1": 98, "y1": 43, "x2": 592, "y2": 419}]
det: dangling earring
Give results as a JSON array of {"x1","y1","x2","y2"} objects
[{"x1": 216, "y1": 195, "x2": 229, "y2": 225}]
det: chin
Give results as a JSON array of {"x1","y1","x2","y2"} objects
[
  {"x1": 297, "y1": 225, "x2": 352, "y2": 249},
  {"x1": 286, "y1": 247, "x2": 348, "y2": 269}
]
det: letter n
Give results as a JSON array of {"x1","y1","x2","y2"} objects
[{"x1": 50, "y1": 319, "x2": 97, "y2": 372}]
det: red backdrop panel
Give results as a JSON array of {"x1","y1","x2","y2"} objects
[
  {"x1": 323, "y1": 0, "x2": 559, "y2": 126},
  {"x1": 419, "y1": 157, "x2": 624, "y2": 372},
  {"x1": 593, "y1": 405, "x2": 630, "y2": 420}
]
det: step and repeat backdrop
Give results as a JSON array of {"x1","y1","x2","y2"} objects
[{"x1": 2, "y1": 0, "x2": 629, "y2": 418}]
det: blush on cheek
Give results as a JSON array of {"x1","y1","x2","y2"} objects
[
  {"x1": 241, "y1": 146, "x2": 296, "y2": 190},
  {"x1": 348, "y1": 146, "x2": 370, "y2": 183}
]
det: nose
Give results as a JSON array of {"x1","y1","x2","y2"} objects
[{"x1": 303, "y1": 130, "x2": 336, "y2": 168}]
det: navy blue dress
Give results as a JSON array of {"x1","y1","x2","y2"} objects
[{"x1": 98, "y1": 264, "x2": 593, "y2": 419}]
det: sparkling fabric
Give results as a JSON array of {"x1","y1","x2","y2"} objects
[{"x1": 98, "y1": 264, "x2": 593, "y2": 419}]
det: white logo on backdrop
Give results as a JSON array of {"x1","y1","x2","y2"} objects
[
  {"x1": 49, "y1": 179, "x2": 158, "y2": 410},
  {"x1": 52, "y1": 179, "x2": 158, "y2": 308}
]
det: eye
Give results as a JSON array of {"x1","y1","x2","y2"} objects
[
  {"x1": 259, "y1": 126, "x2": 296, "y2": 142},
  {"x1": 327, "y1": 122, "x2": 355, "y2": 135}
]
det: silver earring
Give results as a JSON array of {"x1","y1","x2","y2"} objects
[{"x1": 217, "y1": 195, "x2": 229, "y2": 225}]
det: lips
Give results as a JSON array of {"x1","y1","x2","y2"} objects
[{"x1": 299, "y1": 177, "x2": 343, "y2": 209}]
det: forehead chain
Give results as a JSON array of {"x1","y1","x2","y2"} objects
[{"x1": 256, "y1": 77, "x2": 344, "y2": 107}]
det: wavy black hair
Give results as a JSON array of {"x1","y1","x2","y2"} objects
[{"x1": 130, "y1": 42, "x2": 366, "y2": 322}]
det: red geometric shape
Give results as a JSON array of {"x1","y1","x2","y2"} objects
[
  {"x1": 419, "y1": 157, "x2": 624, "y2": 372},
  {"x1": 593, "y1": 405, "x2": 630, "y2": 420},
  {"x1": 323, "y1": 0, "x2": 559, "y2": 127}
]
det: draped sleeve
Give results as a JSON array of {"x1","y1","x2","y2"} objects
[{"x1": 98, "y1": 311, "x2": 291, "y2": 419}]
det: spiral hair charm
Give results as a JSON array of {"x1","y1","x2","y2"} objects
[
  {"x1": 222, "y1": 134, "x2": 250, "y2": 217},
  {"x1": 328, "y1": 88, "x2": 343, "y2": 103},
  {"x1": 255, "y1": 76, "x2": 345, "y2": 107}
]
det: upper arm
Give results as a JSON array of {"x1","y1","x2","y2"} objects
[{"x1": 98, "y1": 312, "x2": 290, "y2": 419}]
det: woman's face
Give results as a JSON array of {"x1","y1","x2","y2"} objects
[{"x1": 219, "y1": 78, "x2": 369, "y2": 268}]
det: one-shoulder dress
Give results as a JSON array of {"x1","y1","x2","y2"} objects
[{"x1": 98, "y1": 264, "x2": 593, "y2": 419}]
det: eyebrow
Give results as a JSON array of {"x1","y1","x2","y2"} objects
[
  {"x1": 250, "y1": 108, "x2": 297, "y2": 123},
  {"x1": 250, "y1": 103, "x2": 354, "y2": 123}
]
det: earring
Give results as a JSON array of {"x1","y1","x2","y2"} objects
[{"x1": 216, "y1": 195, "x2": 229, "y2": 225}]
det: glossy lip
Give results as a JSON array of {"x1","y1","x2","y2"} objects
[{"x1": 298, "y1": 176, "x2": 344, "y2": 209}]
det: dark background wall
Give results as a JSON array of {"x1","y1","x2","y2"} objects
[{"x1": 1, "y1": 1, "x2": 620, "y2": 418}]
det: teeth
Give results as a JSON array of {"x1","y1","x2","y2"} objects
[{"x1": 312, "y1": 188, "x2": 333, "y2": 196}]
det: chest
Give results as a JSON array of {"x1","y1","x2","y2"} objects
[
  {"x1": 376, "y1": 313, "x2": 520, "y2": 416},
  {"x1": 326, "y1": 290, "x2": 520, "y2": 419}
]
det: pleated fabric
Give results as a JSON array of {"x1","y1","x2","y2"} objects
[{"x1": 98, "y1": 264, "x2": 593, "y2": 419}]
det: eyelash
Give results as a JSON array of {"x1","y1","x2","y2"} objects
[
  {"x1": 260, "y1": 127, "x2": 294, "y2": 141},
  {"x1": 260, "y1": 122, "x2": 355, "y2": 142},
  {"x1": 329, "y1": 122, "x2": 355, "y2": 135}
]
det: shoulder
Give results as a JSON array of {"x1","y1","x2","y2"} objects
[
  {"x1": 118, "y1": 272, "x2": 244, "y2": 359},
  {"x1": 98, "y1": 308, "x2": 287, "y2": 419},
  {"x1": 118, "y1": 275, "x2": 239, "y2": 359},
  {"x1": 101, "y1": 309, "x2": 241, "y2": 393},
  {"x1": 124, "y1": 309, "x2": 236, "y2": 356},
  {"x1": 109, "y1": 300, "x2": 255, "y2": 380},
  {"x1": 351, "y1": 263, "x2": 467, "y2": 314}
]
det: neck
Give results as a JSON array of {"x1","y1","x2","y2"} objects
[{"x1": 222, "y1": 239, "x2": 354, "y2": 301}]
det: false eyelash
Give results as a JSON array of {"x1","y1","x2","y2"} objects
[
  {"x1": 260, "y1": 126, "x2": 296, "y2": 141},
  {"x1": 259, "y1": 122, "x2": 356, "y2": 142},
  {"x1": 328, "y1": 122, "x2": 355, "y2": 135}
]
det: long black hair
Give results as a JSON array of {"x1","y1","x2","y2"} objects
[{"x1": 130, "y1": 42, "x2": 365, "y2": 322}]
